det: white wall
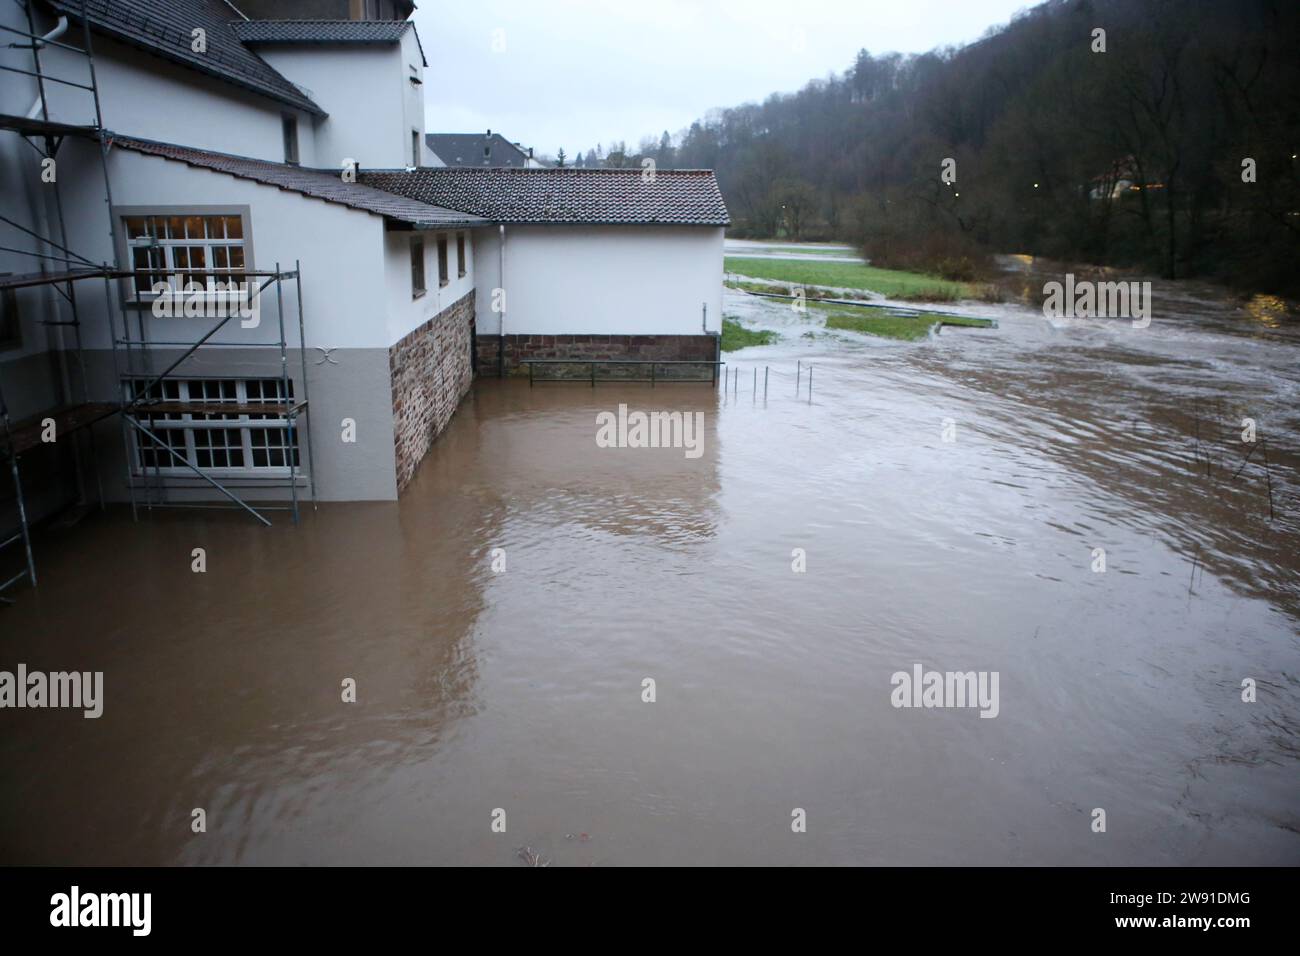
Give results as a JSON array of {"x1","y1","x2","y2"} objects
[
  {"x1": 258, "y1": 43, "x2": 423, "y2": 171},
  {"x1": 52, "y1": 143, "x2": 391, "y2": 350},
  {"x1": 398, "y1": 29, "x2": 436, "y2": 167},
  {"x1": 36, "y1": 35, "x2": 316, "y2": 165},
  {"x1": 473, "y1": 226, "x2": 724, "y2": 336},
  {"x1": 52, "y1": 143, "x2": 405, "y2": 500},
  {"x1": 384, "y1": 227, "x2": 476, "y2": 344}
]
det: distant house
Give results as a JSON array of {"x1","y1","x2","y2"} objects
[
  {"x1": 1088, "y1": 155, "x2": 1164, "y2": 201},
  {"x1": 426, "y1": 131, "x2": 546, "y2": 168}
]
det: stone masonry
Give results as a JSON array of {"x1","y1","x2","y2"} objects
[
  {"x1": 475, "y1": 333, "x2": 718, "y2": 376},
  {"x1": 389, "y1": 290, "x2": 475, "y2": 492}
]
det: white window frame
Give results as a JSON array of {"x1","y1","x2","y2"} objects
[
  {"x1": 411, "y1": 236, "x2": 426, "y2": 298},
  {"x1": 116, "y1": 206, "x2": 254, "y2": 308},
  {"x1": 125, "y1": 377, "x2": 300, "y2": 478}
]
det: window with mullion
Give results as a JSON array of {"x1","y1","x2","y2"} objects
[
  {"x1": 124, "y1": 214, "x2": 247, "y2": 296},
  {"x1": 124, "y1": 377, "x2": 296, "y2": 475}
]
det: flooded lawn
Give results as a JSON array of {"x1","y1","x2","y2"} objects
[{"x1": 2, "y1": 270, "x2": 1299, "y2": 865}]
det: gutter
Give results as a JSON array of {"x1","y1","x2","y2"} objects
[
  {"x1": 498, "y1": 224, "x2": 506, "y2": 378},
  {"x1": 24, "y1": 16, "x2": 68, "y2": 119}
]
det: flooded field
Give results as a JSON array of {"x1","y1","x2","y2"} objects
[{"x1": 2, "y1": 266, "x2": 1298, "y2": 865}]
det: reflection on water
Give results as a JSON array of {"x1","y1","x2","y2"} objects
[
  {"x1": 1244, "y1": 294, "x2": 1290, "y2": 329},
  {"x1": 1, "y1": 270, "x2": 1298, "y2": 865}
]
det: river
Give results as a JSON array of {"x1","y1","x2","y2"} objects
[{"x1": 1, "y1": 259, "x2": 1297, "y2": 865}]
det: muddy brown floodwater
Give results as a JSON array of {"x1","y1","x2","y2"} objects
[{"x1": 2, "y1": 266, "x2": 1298, "y2": 865}]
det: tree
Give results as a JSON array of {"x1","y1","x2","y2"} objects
[
  {"x1": 572, "y1": 0, "x2": 1299, "y2": 291},
  {"x1": 777, "y1": 180, "x2": 818, "y2": 239},
  {"x1": 656, "y1": 131, "x2": 675, "y2": 168},
  {"x1": 556, "y1": 147, "x2": 567, "y2": 168}
]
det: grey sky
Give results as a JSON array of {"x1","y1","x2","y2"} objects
[{"x1": 416, "y1": 0, "x2": 1036, "y2": 160}]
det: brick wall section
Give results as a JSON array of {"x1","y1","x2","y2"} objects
[
  {"x1": 476, "y1": 333, "x2": 718, "y2": 375},
  {"x1": 389, "y1": 290, "x2": 475, "y2": 492}
]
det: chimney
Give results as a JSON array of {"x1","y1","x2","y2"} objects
[{"x1": 528, "y1": 147, "x2": 534, "y2": 159}]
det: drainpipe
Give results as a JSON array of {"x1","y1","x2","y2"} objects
[
  {"x1": 24, "y1": 16, "x2": 69, "y2": 119},
  {"x1": 497, "y1": 224, "x2": 506, "y2": 377}
]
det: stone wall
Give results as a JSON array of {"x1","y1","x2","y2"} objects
[
  {"x1": 475, "y1": 333, "x2": 719, "y2": 377},
  {"x1": 389, "y1": 290, "x2": 475, "y2": 492}
]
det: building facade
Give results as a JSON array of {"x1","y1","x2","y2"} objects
[{"x1": 0, "y1": 0, "x2": 728, "y2": 565}]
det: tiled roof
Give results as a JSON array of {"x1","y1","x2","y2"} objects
[
  {"x1": 359, "y1": 167, "x2": 732, "y2": 226},
  {"x1": 425, "y1": 133, "x2": 536, "y2": 169},
  {"x1": 232, "y1": 20, "x2": 412, "y2": 43},
  {"x1": 47, "y1": 0, "x2": 322, "y2": 115},
  {"x1": 232, "y1": 19, "x2": 427, "y2": 66},
  {"x1": 110, "y1": 135, "x2": 486, "y2": 229}
]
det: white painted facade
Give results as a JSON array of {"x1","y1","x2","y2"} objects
[
  {"x1": 0, "y1": 8, "x2": 467, "y2": 503},
  {"x1": 384, "y1": 227, "x2": 474, "y2": 344},
  {"x1": 255, "y1": 27, "x2": 433, "y2": 170},
  {"x1": 473, "y1": 226, "x2": 724, "y2": 336},
  {"x1": 36, "y1": 34, "x2": 320, "y2": 165}
]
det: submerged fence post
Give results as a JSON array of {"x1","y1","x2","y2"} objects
[
  {"x1": 796, "y1": 359, "x2": 802, "y2": 394},
  {"x1": 764, "y1": 366, "x2": 769, "y2": 401},
  {"x1": 752, "y1": 366, "x2": 756, "y2": 400},
  {"x1": 808, "y1": 364, "x2": 813, "y2": 404}
]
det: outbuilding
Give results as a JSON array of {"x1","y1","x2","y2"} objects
[{"x1": 361, "y1": 166, "x2": 730, "y2": 375}]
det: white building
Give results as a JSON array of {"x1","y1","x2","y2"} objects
[{"x1": 0, "y1": 0, "x2": 727, "y2": 595}]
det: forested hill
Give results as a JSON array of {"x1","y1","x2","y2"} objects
[{"x1": 575, "y1": 0, "x2": 1299, "y2": 294}]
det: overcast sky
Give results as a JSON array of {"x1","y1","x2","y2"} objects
[{"x1": 415, "y1": 0, "x2": 1036, "y2": 160}]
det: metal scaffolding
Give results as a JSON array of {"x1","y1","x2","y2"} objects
[
  {"x1": 109, "y1": 262, "x2": 317, "y2": 529},
  {"x1": 0, "y1": 1, "x2": 315, "y2": 603}
]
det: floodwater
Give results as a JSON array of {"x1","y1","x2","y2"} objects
[
  {"x1": 2, "y1": 261, "x2": 1298, "y2": 865},
  {"x1": 725, "y1": 238, "x2": 866, "y2": 263}
]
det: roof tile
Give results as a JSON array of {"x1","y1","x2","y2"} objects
[
  {"x1": 232, "y1": 19, "x2": 426, "y2": 66},
  {"x1": 111, "y1": 136, "x2": 485, "y2": 229},
  {"x1": 425, "y1": 133, "x2": 536, "y2": 168},
  {"x1": 360, "y1": 167, "x2": 731, "y2": 226},
  {"x1": 48, "y1": 0, "x2": 322, "y2": 115},
  {"x1": 232, "y1": 20, "x2": 413, "y2": 43}
]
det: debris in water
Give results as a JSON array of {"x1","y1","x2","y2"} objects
[{"x1": 516, "y1": 845, "x2": 550, "y2": 867}]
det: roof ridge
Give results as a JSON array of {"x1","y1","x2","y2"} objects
[
  {"x1": 110, "y1": 132, "x2": 284, "y2": 167},
  {"x1": 359, "y1": 165, "x2": 731, "y2": 226}
]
